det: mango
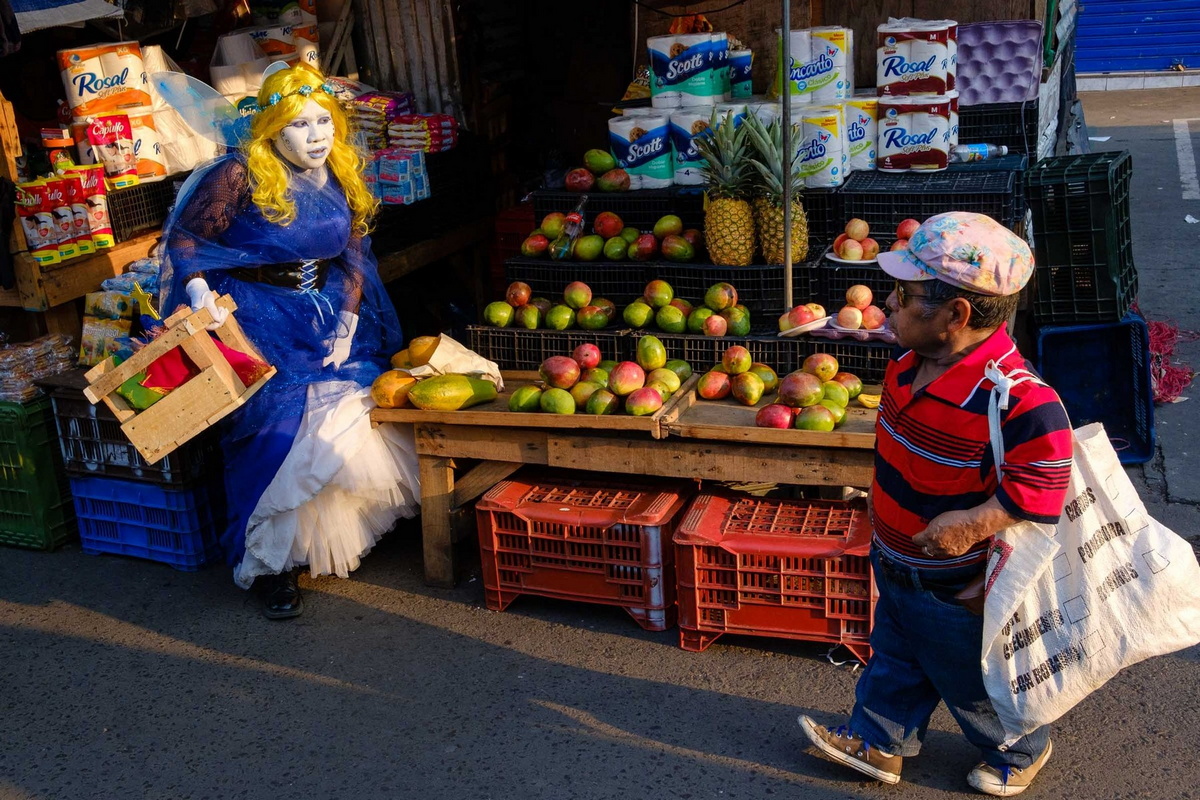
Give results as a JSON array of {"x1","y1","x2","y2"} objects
[
  {"x1": 779, "y1": 371, "x2": 824, "y2": 408},
  {"x1": 390, "y1": 349, "x2": 413, "y2": 369},
  {"x1": 687, "y1": 307, "x2": 714, "y2": 334},
  {"x1": 646, "y1": 368, "x2": 682, "y2": 394},
  {"x1": 580, "y1": 367, "x2": 609, "y2": 388},
  {"x1": 584, "y1": 149, "x2": 618, "y2": 175},
  {"x1": 586, "y1": 388, "x2": 620, "y2": 415},
  {"x1": 821, "y1": 380, "x2": 850, "y2": 408},
  {"x1": 731, "y1": 372, "x2": 765, "y2": 407},
  {"x1": 722, "y1": 346, "x2": 752, "y2": 375},
  {"x1": 609, "y1": 361, "x2": 646, "y2": 396},
  {"x1": 636, "y1": 335, "x2": 668, "y2": 371},
  {"x1": 721, "y1": 306, "x2": 752, "y2": 337},
  {"x1": 623, "y1": 301, "x2": 654, "y2": 329},
  {"x1": 577, "y1": 306, "x2": 609, "y2": 330},
  {"x1": 539, "y1": 355, "x2": 580, "y2": 389},
  {"x1": 794, "y1": 405, "x2": 837, "y2": 431},
  {"x1": 697, "y1": 370, "x2": 732, "y2": 400},
  {"x1": 624, "y1": 386, "x2": 663, "y2": 416},
  {"x1": 654, "y1": 305, "x2": 686, "y2": 334},
  {"x1": 570, "y1": 381, "x2": 604, "y2": 409},
  {"x1": 407, "y1": 375, "x2": 497, "y2": 410},
  {"x1": 819, "y1": 399, "x2": 847, "y2": 426},
  {"x1": 508, "y1": 385, "x2": 544, "y2": 412},
  {"x1": 540, "y1": 387, "x2": 576, "y2": 414},
  {"x1": 704, "y1": 283, "x2": 738, "y2": 311},
  {"x1": 833, "y1": 371, "x2": 864, "y2": 400},
  {"x1": 748, "y1": 362, "x2": 779, "y2": 394},
  {"x1": 664, "y1": 359, "x2": 693, "y2": 382},
  {"x1": 545, "y1": 305, "x2": 576, "y2": 330},
  {"x1": 484, "y1": 301, "x2": 514, "y2": 327}
]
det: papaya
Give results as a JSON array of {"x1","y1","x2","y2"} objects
[
  {"x1": 407, "y1": 374, "x2": 498, "y2": 410},
  {"x1": 390, "y1": 348, "x2": 413, "y2": 369},
  {"x1": 371, "y1": 370, "x2": 418, "y2": 409},
  {"x1": 407, "y1": 336, "x2": 440, "y2": 367}
]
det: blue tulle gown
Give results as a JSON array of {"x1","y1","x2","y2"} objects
[{"x1": 161, "y1": 154, "x2": 420, "y2": 587}]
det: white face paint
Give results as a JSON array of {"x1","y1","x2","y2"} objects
[{"x1": 273, "y1": 99, "x2": 335, "y2": 171}]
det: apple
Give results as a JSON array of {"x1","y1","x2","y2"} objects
[
  {"x1": 896, "y1": 218, "x2": 921, "y2": 240},
  {"x1": 862, "y1": 305, "x2": 887, "y2": 330},
  {"x1": 787, "y1": 305, "x2": 816, "y2": 328},
  {"x1": 845, "y1": 284, "x2": 873, "y2": 310},
  {"x1": 890, "y1": 239, "x2": 908, "y2": 252},
  {"x1": 833, "y1": 233, "x2": 849, "y2": 253},
  {"x1": 572, "y1": 343, "x2": 601, "y2": 369},
  {"x1": 845, "y1": 218, "x2": 870, "y2": 242},
  {"x1": 839, "y1": 239, "x2": 864, "y2": 260},
  {"x1": 860, "y1": 238, "x2": 880, "y2": 260},
  {"x1": 837, "y1": 305, "x2": 864, "y2": 329},
  {"x1": 804, "y1": 303, "x2": 826, "y2": 319}
]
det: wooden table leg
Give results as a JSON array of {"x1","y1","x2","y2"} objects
[{"x1": 419, "y1": 454, "x2": 456, "y2": 587}]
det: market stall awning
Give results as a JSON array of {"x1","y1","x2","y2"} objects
[{"x1": 12, "y1": 0, "x2": 122, "y2": 34}]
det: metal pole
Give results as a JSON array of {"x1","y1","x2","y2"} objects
[{"x1": 781, "y1": 0, "x2": 793, "y2": 309}]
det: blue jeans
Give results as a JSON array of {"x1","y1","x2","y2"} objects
[{"x1": 848, "y1": 545, "x2": 1050, "y2": 769}]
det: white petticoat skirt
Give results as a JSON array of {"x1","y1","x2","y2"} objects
[{"x1": 233, "y1": 380, "x2": 420, "y2": 589}]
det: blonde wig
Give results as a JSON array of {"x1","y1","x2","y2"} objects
[{"x1": 245, "y1": 63, "x2": 377, "y2": 235}]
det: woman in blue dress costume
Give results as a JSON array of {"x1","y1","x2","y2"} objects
[{"x1": 159, "y1": 63, "x2": 420, "y2": 618}]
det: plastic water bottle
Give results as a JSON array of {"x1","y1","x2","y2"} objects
[
  {"x1": 949, "y1": 144, "x2": 1009, "y2": 163},
  {"x1": 550, "y1": 195, "x2": 589, "y2": 260}
]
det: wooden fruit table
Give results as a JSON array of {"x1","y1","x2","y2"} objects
[{"x1": 371, "y1": 371, "x2": 879, "y2": 587}]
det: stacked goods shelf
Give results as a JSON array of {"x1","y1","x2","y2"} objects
[
  {"x1": 1036, "y1": 314, "x2": 1154, "y2": 465},
  {"x1": 673, "y1": 492, "x2": 875, "y2": 663},
  {"x1": 475, "y1": 471, "x2": 695, "y2": 630},
  {"x1": 0, "y1": 397, "x2": 76, "y2": 550},
  {"x1": 71, "y1": 475, "x2": 225, "y2": 570},
  {"x1": 1025, "y1": 151, "x2": 1137, "y2": 324},
  {"x1": 467, "y1": 326, "x2": 636, "y2": 371}
]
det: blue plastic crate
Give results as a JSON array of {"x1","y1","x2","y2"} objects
[
  {"x1": 70, "y1": 476, "x2": 224, "y2": 570},
  {"x1": 1036, "y1": 314, "x2": 1154, "y2": 464}
]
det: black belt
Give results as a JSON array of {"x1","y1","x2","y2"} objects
[
  {"x1": 876, "y1": 552, "x2": 982, "y2": 594},
  {"x1": 226, "y1": 259, "x2": 330, "y2": 291}
]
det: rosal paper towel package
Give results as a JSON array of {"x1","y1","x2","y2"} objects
[
  {"x1": 292, "y1": 24, "x2": 320, "y2": 67},
  {"x1": 810, "y1": 26, "x2": 854, "y2": 104},
  {"x1": 730, "y1": 49, "x2": 753, "y2": 98},
  {"x1": 609, "y1": 114, "x2": 673, "y2": 189},
  {"x1": 58, "y1": 42, "x2": 152, "y2": 120},
  {"x1": 668, "y1": 109, "x2": 711, "y2": 185},
  {"x1": 798, "y1": 106, "x2": 847, "y2": 188},
  {"x1": 648, "y1": 34, "x2": 714, "y2": 109},
  {"x1": 877, "y1": 94, "x2": 955, "y2": 171},
  {"x1": 845, "y1": 96, "x2": 878, "y2": 171},
  {"x1": 876, "y1": 19, "x2": 955, "y2": 96}
]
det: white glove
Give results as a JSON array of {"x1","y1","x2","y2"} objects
[
  {"x1": 322, "y1": 310, "x2": 359, "y2": 369},
  {"x1": 185, "y1": 277, "x2": 229, "y2": 331}
]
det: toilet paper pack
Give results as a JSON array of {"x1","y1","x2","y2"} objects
[
  {"x1": 669, "y1": 109, "x2": 711, "y2": 185},
  {"x1": 648, "y1": 34, "x2": 714, "y2": 109},
  {"x1": 609, "y1": 114, "x2": 673, "y2": 189}
]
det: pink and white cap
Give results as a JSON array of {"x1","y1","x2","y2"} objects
[{"x1": 876, "y1": 212, "x2": 1034, "y2": 297}]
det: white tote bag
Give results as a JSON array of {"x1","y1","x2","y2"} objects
[{"x1": 980, "y1": 364, "x2": 1200, "y2": 746}]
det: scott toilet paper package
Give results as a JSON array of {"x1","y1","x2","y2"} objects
[
  {"x1": 669, "y1": 109, "x2": 711, "y2": 185},
  {"x1": 609, "y1": 114, "x2": 673, "y2": 189},
  {"x1": 648, "y1": 34, "x2": 714, "y2": 108}
]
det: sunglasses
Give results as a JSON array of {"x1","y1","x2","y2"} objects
[{"x1": 894, "y1": 281, "x2": 930, "y2": 308}]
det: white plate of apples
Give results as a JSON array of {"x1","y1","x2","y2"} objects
[
  {"x1": 826, "y1": 217, "x2": 922, "y2": 263},
  {"x1": 777, "y1": 302, "x2": 832, "y2": 338}
]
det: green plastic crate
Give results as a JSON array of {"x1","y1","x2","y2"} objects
[
  {"x1": 1025, "y1": 151, "x2": 1137, "y2": 324},
  {"x1": 0, "y1": 397, "x2": 76, "y2": 550}
]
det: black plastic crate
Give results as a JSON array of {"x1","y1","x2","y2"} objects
[
  {"x1": 958, "y1": 101, "x2": 1041, "y2": 156},
  {"x1": 1025, "y1": 151, "x2": 1136, "y2": 324},
  {"x1": 530, "y1": 187, "x2": 706, "y2": 232},
  {"x1": 503, "y1": 257, "x2": 812, "y2": 332},
  {"x1": 467, "y1": 326, "x2": 636, "y2": 371},
  {"x1": 802, "y1": 187, "x2": 841, "y2": 250},
  {"x1": 839, "y1": 170, "x2": 1019, "y2": 235},
  {"x1": 505, "y1": 257, "x2": 651, "y2": 307},
  {"x1": 1036, "y1": 314, "x2": 1153, "y2": 464},
  {"x1": 653, "y1": 333, "x2": 893, "y2": 383},
  {"x1": 947, "y1": 153, "x2": 1029, "y2": 214},
  {"x1": 107, "y1": 180, "x2": 178, "y2": 243}
]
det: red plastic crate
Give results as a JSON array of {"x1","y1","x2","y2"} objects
[
  {"x1": 673, "y1": 493, "x2": 876, "y2": 663},
  {"x1": 475, "y1": 472, "x2": 694, "y2": 631}
]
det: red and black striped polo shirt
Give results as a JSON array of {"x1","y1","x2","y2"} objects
[{"x1": 872, "y1": 323, "x2": 1074, "y2": 568}]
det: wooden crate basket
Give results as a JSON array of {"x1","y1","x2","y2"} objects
[{"x1": 83, "y1": 295, "x2": 276, "y2": 465}]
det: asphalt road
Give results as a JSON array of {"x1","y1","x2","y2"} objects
[{"x1": 2, "y1": 89, "x2": 1200, "y2": 800}]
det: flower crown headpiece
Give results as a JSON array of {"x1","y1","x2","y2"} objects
[{"x1": 265, "y1": 83, "x2": 336, "y2": 107}]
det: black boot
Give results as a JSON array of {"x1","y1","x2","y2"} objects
[{"x1": 255, "y1": 570, "x2": 303, "y2": 620}]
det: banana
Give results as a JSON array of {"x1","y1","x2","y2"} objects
[{"x1": 857, "y1": 393, "x2": 881, "y2": 409}]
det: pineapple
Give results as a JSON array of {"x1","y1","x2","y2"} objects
[
  {"x1": 694, "y1": 110, "x2": 756, "y2": 267},
  {"x1": 743, "y1": 113, "x2": 810, "y2": 265}
]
